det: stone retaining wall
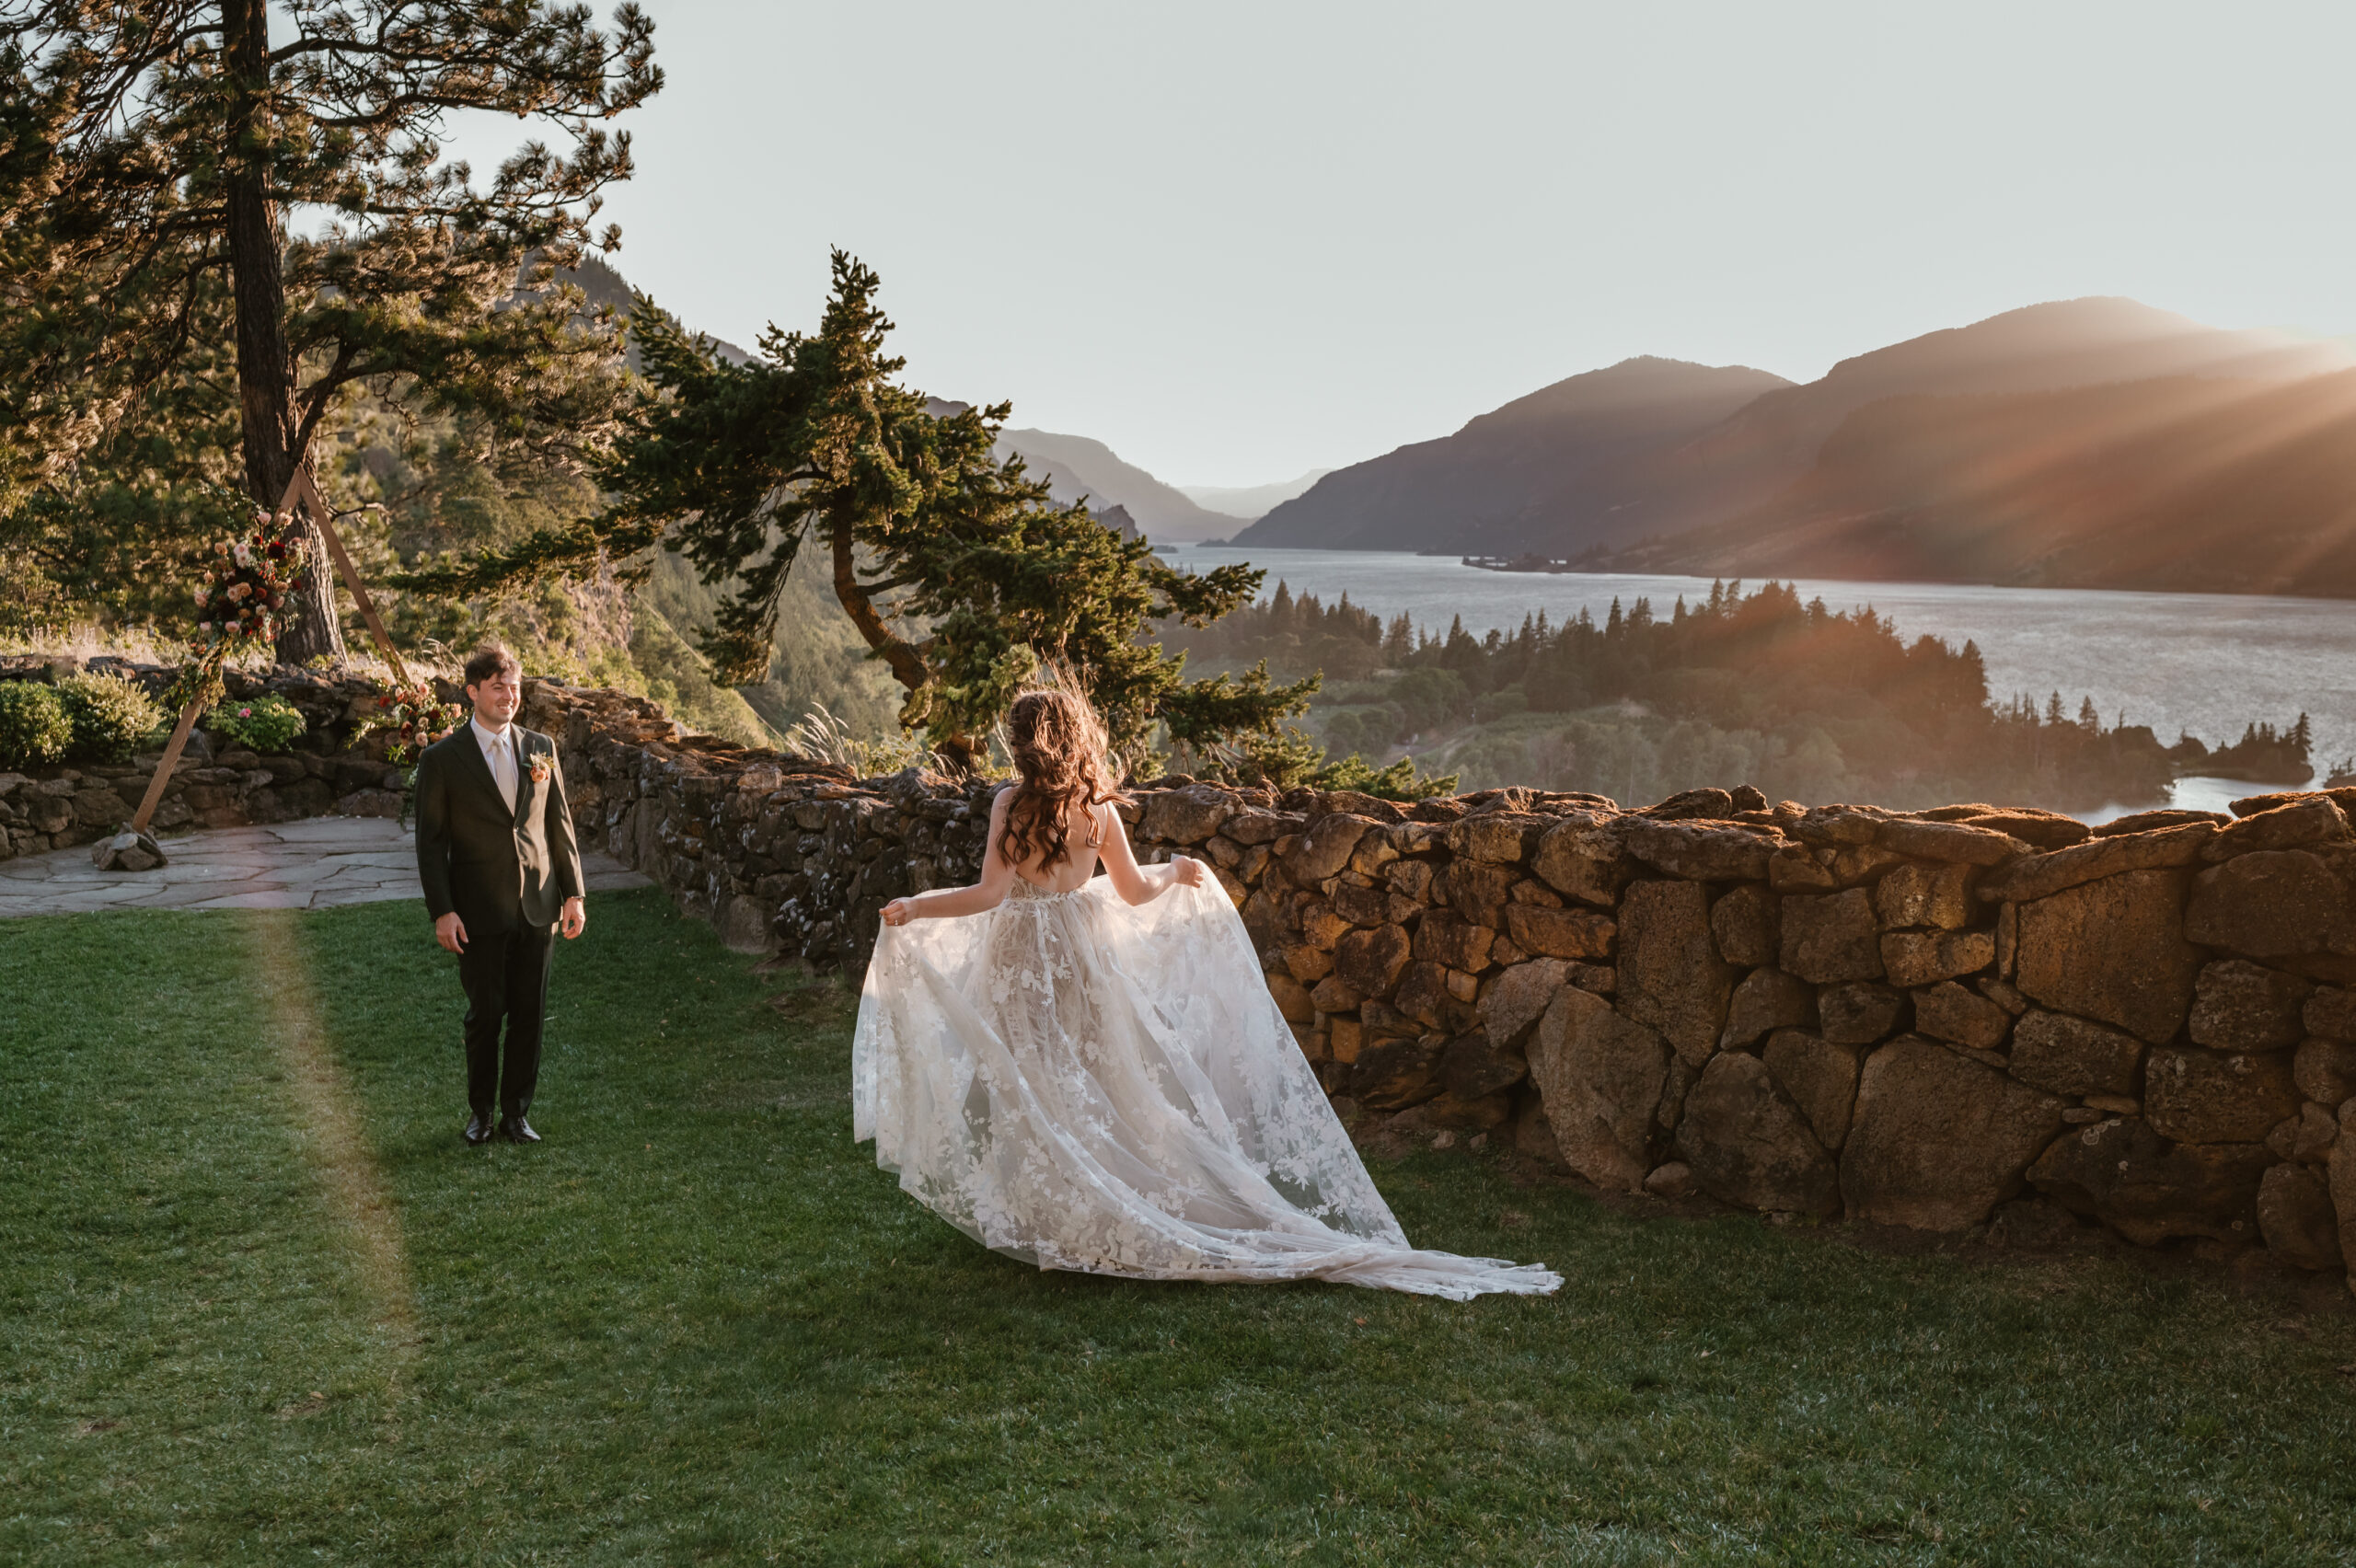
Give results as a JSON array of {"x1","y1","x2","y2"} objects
[
  {"x1": 512, "y1": 679, "x2": 2356, "y2": 1292},
  {"x1": 11, "y1": 659, "x2": 2351, "y2": 1290},
  {"x1": 0, "y1": 660, "x2": 422, "y2": 858}
]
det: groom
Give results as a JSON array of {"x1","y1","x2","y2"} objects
[{"x1": 414, "y1": 643, "x2": 587, "y2": 1147}]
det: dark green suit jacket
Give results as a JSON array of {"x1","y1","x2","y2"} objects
[{"x1": 414, "y1": 722, "x2": 585, "y2": 934}]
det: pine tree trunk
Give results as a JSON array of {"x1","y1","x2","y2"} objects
[
  {"x1": 223, "y1": 0, "x2": 345, "y2": 666},
  {"x1": 828, "y1": 518, "x2": 980, "y2": 773}
]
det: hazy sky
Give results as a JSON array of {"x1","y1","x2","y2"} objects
[{"x1": 497, "y1": 1, "x2": 2356, "y2": 486}]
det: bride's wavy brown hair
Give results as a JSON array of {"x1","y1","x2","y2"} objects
[{"x1": 997, "y1": 686, "x2": 1129, "y2": 872}]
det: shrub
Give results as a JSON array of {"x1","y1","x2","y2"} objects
[
  {"x1": 0, "y1": 681, "x2": 73, "y2": 769},
  {"x1": 203, "y1": 692, "x2": 306, "y2": 755},
  {"x1": 58, "y1": 672, "x2": 167, "y2": 764}
]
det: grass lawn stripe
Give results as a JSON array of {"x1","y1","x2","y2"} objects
[
  {"x1": 242, "y1": 906, "x2": 420, "y2": 1402},
  {"x1": 2, "y1": 887, "x2": 2354, "y2": 1564}
]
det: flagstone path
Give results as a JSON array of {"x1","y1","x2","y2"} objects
[{"x1": 0, "y1": 815, "x2": 652, "y2": 919}]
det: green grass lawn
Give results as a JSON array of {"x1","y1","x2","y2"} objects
[{"x1": 5, "y1": 890, "x2": 2356, "y2": 1565}]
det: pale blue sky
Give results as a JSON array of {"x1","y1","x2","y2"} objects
[{"x1": 481, "y1": 1, "x2": 2356, "y2": 485}]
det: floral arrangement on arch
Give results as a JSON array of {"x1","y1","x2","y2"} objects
[
  {"x1": 193, "y1": 512, "x2": 307, "y2": 647},
  {"x1": 358, "y1": 676, "x2": 467, "y2": 767},
  {"x1": 166, "y1": 509, "x2": 312, "y2": 711}
]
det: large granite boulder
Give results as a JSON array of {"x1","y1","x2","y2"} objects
[
  {"x1": 1139, "y1": 783, "x2": 1238, "y2": 845},
  {"x1": 1348, "y1": 1036, "x2": 1445, "y2": 1111},
  {"x1": 1617, "y1": 880, "x2": 1733, "y2": 1067},
  {"x1": 1841, "y1": 1039, "x2": 2066, "y2": 1229},
  {"x1": 1880, "y1": 929, "x2": 1996, "y2": 988},
  {"x1": 2305, "y1": 986, "x2": 2356, "y2": 1041},
  {"x1": 1619, "y1": 819, "x2": 1778, "y2": 882},
  {"x1": 2188, "y1": 959, "x2": 2313, "y2": 1051},
  {"x1": 1503, "y1": 903, "x2": 1615, "y2": 961},
  {"x1": 1479, "y1": 958, "x2": 1567, "y2": 1048},
  {"x1": 2258, "y1": 1163, "x2": 2344, "y2": 1272},
  {"x1": 1332, "y1": 924, "x2": 1412, "y2": 999},
  {"x1": 1674, "y1": 1052, "x2": 1841, "y2": 1216},
  {"x1": 1779, "y1": 889, "x2": 1884, "y2": 984},
  {"x1": 1818, "y1": 981, "x2": 1905, "y2": 1044},
  {"x1": 1392, "y1": 961, "x2": 1476, "y2": 1033},
  {"x1": 1439, "y1": 1028, "x2": 1529, "y2": 1101},
  {"x1": 1414, "y1": 911, "x2": 1495, "y2": 972},
  {"x1": 2143, "y1": 1047, "x2": 2301, "y2": 1144},
  {"x1": 2184, "y1": 850, "x2": 2356, "y2": 958},
  {"x1": 1708, "y1": 883, "x2": 1780, "y2": 967},
  {"x1": 2203, "y1": 795, "x2": 2350, "y2": 859},
  {"x1": 1447, "y1": 811, "x2": 1548, "y2": 864},
  {"x1": 1876, "y1": 818, "x2": 2030, "y2": 866},
  {"x1": 2270, "y1": 1101, "x2": 2340, "y2": 1165},
  {"x1": 1761, "y1": 1029, "x2": 1863, "y2": 1150},
  {"x1": 2029, "y1": 1117, "x2": 2269, "y2": 1245},
  {"x1": 1438, "y1": 859, "x2": 1520, "y2": 928},
  {"x1": 1874, "y1": 859, "x2": 1974, "y2": 929},
  {"x1": 1529, "y1": 986, "x2": 1669, "y2": 1193},
  {"x1": 1721, "y1": 967, "x2": 1815, "y2": 1050},
  {"x1": 2015, "y1": 869, "x2": 2200, "y2": 1043},
  {"x1": 1911, "y1": 981, "x2": 2011, "y2": 1051},
  {"x1": 1281, "y1": 813, "x2": 1381, "y2": 884},
  {"x1": 2293, "y1": 1037, "x2": 2356, "y2": 1105},
  {"x1": 2008, "y1": 1009, "x2": 2145, "y2": 1098},
  {"x1": 1530, "y1": 817, "x2": 1630, "y2": 906},
  {"x1": 1979, "y1": 821, "x2": 2216, "y2": 903}
]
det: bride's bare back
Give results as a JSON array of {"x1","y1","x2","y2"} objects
[
  {"x1": 1008, "y1": 796, "x2": 1107, "y2": 893},
  {"x1": 880, "y1": 688, "x2": 1204, "y2": 926},
  {"x1": 881, "y1": 788, "x2": 1203, "y2": 925}
]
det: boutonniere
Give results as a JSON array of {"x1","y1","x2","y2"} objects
[{"x1": 528, "y1": 754, "x2": 552, "y2": 785}]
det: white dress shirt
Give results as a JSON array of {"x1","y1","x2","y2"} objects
[{"x1": 471, "y1": 715, "x2": 519, "y2": 813}]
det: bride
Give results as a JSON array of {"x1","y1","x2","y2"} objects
[{"x1": 854, "y1": 687, "x2": 1561, "y2": 1299}]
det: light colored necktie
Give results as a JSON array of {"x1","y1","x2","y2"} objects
[{"x1": 490, "y1": 733, "x2": 517, "y2": 812}]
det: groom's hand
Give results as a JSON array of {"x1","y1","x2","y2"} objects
[
  {"x1": 560, "y1": 897, "x2": 586, "y2": 940},
  {"x1": 434, "y1": 912, "x2": 468, "y2": 953}
]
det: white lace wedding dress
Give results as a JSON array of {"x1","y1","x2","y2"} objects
[{"x1": 853, "y1": 874, "x2": 1561, "y2": 1298}]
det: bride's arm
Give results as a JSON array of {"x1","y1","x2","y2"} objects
[
  {"x1": 881, "y1": 790, "x2": 1020, "y2": 925},
  {"x1": 1096, "y1": 801, "x2": 1207, "y2": 906}
]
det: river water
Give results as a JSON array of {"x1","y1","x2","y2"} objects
[{"x1": 1161, "y1": 545, "x2": 2356, "y2": 820}]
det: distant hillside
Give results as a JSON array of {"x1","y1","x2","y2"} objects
[
  {"x1": 1236, "y1": 297, "x2": 2356, "y2": 592},
  {"x1": 1234, "y1": 357, "x2": 1793, "y2": 553},
  {"x1": 1179, "y1": 469, "x2": 1333, "y2": 522},
  {"x1": 996, "y1": 427, "x2": 1245, "y2": 542},
  {"x1": 1665, "y1": 297, "x2": 2353, "y2": 527},
  {"x1": 1611, "y1": 368, "x2": 2356, "y2": 594},
  {"x1": 561, "y1": 256, "x2": 752, "y2": 366}
]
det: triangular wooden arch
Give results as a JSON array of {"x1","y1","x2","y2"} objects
[{"x1": 131, "y1": 468, "x2": 411, "y2": 835}]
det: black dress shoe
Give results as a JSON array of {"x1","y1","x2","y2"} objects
[
  {"x1": 464, "y1": 1113, "x2": 495, "y2": 1147},
  {"x1": 499, "y1": 1117, "x2": 541, "y2": 1144}
]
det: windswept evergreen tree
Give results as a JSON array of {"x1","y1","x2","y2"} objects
[
  {"x1": 0, "y1": 0, "x2": 660, "y2": 659},
  {"x1": 398, "y1": 251, "x2": 1312, "y2": 774}
]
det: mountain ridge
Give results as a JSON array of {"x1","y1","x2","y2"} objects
[
  {"x1": 1237, "y1": 356, "x2": 1794, "y2": 552},
  {"x1": 1237, "y1": 296, "x2": 2356, "y2": 599},
  {"x1": 1179, "y1": 470, "x2": 1332, "y2": 522}
]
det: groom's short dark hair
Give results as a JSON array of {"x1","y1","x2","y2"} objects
[{"x1": 463, "y1": 642, "x2": 522, "y2": 687}]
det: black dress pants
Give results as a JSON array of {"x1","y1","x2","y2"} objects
[{"x1": 458, "y1": 917, "x2": 556, "y2": 1120}]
